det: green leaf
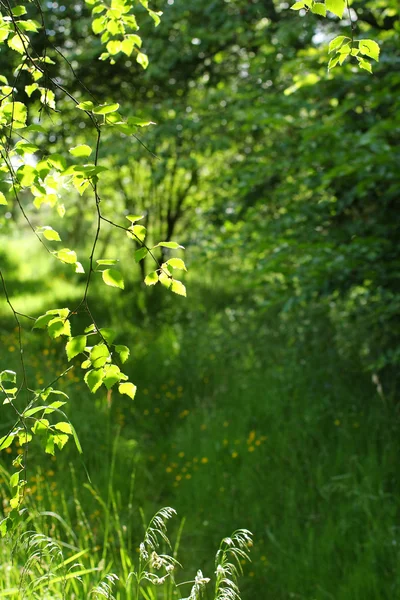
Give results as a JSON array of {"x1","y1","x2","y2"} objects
[
  {"x1": 90, "y1": 343, "x2": 110, "y2": 368},
  {"x1": 54, "y1": 422, "x2": 73, "y2": 434},
  {"x1": 137, "y1": 52, "x2": 149, "y2": 69},
  {"x1": 66, "y1": 335, "x2": 87, "y2": 361},
  {"x1": 12, "y1": 5, "x2": 27, "y2": 16},
  {"x1": 171, "y1": 280, "x2": 187, "y2": 297},
  {"x1": 99, "y1": 328, "x2": 116, "y2": 344},
  {"x1": 93, "y1": 103, "x2": 120, "y2": 114},
  {"x1": 76, "y1": 101, "x2": 95, "y2": 111},
  {"x1": 106, "y1": 40, "x2": 122, "y2": 55},
  {"x1": 10, "y1": 472, "x2": 19, "y2": 488},
  {"x1": 53, "y1": 434, "x2": 69, "y2": 451},
  {"x1": 328, "y1": 35, "x2": 349, "y2": 53},
  {"x1": 125, "y1": 214, "x2": 144, "y2": 223},
  {"x1": 135, "y1": 247, "x2": 148, "y2": 263},
  {"x1": 96, "y1": 258, "x2": 119, "y2": 266},
  {"x1": 118, "y1": 382, "x2": 137, "y2": 400},
  {"x1": 328, "y1": 54, "x2": 341, "y2": 70},
  {"x1": 325, "y1": 0, "x2": 345, "y2": 18},
  {"x1": 0, "y1": 371, "x2": 15, "y2": 386},
  {"x1": 8, "y1": 34, "x2": 29, "y2": 54},
  {"x1": 155, "y1": 241, "x2": 185, "y2": 249},
  {"x1": 55, "y1": 248, "x2": 77, "y2": 264},
  {"x1": 0, "y1": 433, "x2": 14, "y2": 451},
  {"x1": 45, "y1": 434, "x2": 55, "y2": 455},
  {"x1": 102, "y1": 269, "x2": 124, "y2": 289},
  {"x1": 103, "y1": 364, "x2": 121, "y2": 390},
  {"x1": 0, "y1": 192, "x2": 7, "y2": 205},
  {"x1": 115, "y1": 345, "x2": 130, "y2": 364},
  {"x1": 166, "y1": 258, "x2": 187, "y2": 271},
  {"x1": 158, "y1": 271, "x2": 172, "y2": 288},
  {"x1": 144, "y1": 271, "x2": 158, "y2": 286},
  {"x1": 311, "y1": 3, "x2": 326, "y2": 16},
  {"x1": 358, "y1": 57, "x2": 373, "y2": 73},
  {"x1": 127, "y1": 116, "x2": 155, "y2": 127},
  {"x1": 290, "y1": 1, "x2": 305, "y2": 8},
  {"x1": 48, "y1": 318, "x2": 71, "y2": 339},
  {"x1": 33, "y1": 313, "x2": 54, "y2": 329},
  {"x1": 130, "y1": 224, "x2": 147, "y2": 242},
  {"x1": 84, "y1": 369, "x2": 104, "y2": 393},
  {"x1": 40, "y1": 226, "x2": 61, "y2": 242},
  {"x1": 69, "y1": 144, "x2": 93, "y2": 157},
  {"x1": 359, "y1": 39, "x2": 380, "y2": 62}
]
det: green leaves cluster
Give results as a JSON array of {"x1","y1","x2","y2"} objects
[
  {"x1": 86, "y1": 0, "x2": 162, "y2": 67},
  {"x1": 290, "y1": 0, "x2": 381, "y2": 72},
  {"x1": 328, "y1": 37, "x2": 380, "y2": 72},
  {"x1": 0, "y1": 376, "x2": 80, "y2": 537}
]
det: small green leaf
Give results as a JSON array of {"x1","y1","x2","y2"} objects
[
  {"x1": 158, "y1": 271, "x2": 172, "y2": 288},
  {"x1": 359, "y1": 39, "x2": 380, "y2": 62},
  {"x1": 137, "y1": 52, "x2": 149, "y2": 69},
  {"x1": 8, "y1": 34, "x2": 29, "y2": 54},
  {"x1": 69, "y1": 144, "x2": 92, "y2": 157},
  {"x1": 45, "y1": 434, "x2": 55, "y2": 455},
  {"x1": 115, "y1": 345, "x2": 130, "y2": 364},
  {"x1": 0, "y1": 433, "x2": 14, "y2": 451},
  {"x1": 144, "y1": 271, "x2": 158, "y2": 286},
  {"x1": 48, "y1": 318, "x2": 71, "y2": 339},
  {"x1": 118, "y1": 382, "x2": 137, "y2": 400},
  {"x1": 311, "y1": 3, "x2": 326, "y2": 16},
  {"x1": 93, "y1": 103, "x2": 120, "y2": 114},
  {"x1": 66, "y1": 335, "x2": 87, "y2": 361},
  {"x1": 103, "y1": 364, "x2": 121, "y2": 390},
  {"x1": 155, "y1": 241, "x2": 185, "y2": 250},
  {"x1": 328, "y1": 54, "x2": 341, "y2": 70},
  {"x1": 358, "y1": 57, "x2": 373, "y2": 73},
  {"x1": 171, "y1": 280, "x2": 187, "y2": 297},
  {"x1": 135, "y1": 247, "x2": 148, "y2": 263},
  {"x1": 54, "y1": 422, "x2": 73, "y2": 434},
  {"x1": 84, "y1": 369, "x2": 104, "y2": 393},
  {"x1": 10, "y1": 472, "x2": 19, "y2": 488},
  {"x1": 96, "y1": 258, "x2": 119, "y2": 266},
  {"x1": 290, "y1": 1, "x2": 305, "y2": 8},
  {"x1": 166, "y1": 258, "x2": 187, "y2": 271},
  {"x1": 33, "y1": 313, "x2": 54, "y2": 329},
  {"x1": 102, "y1": 269, "x2": 124, "y2": 289},
  {"x1": 53, "y1": 434, "x2": 69, "y2": 450},
  {"x1": 90, "y1": 343, "x2": 110, "y2": 368},
  {"x1": 127, "y1": 116, "x2": 155, "y2": 127},
  {"x1": 76, "y1": 101, "x2": 95, "y2": 111},
  {"x1": 55, "y1": 248, "x2": 77, "y2": 264},
  {"x1": 38, "y1": 226, "x2": 61, "y2": 242},
  {"x1": 325, "y1": 0, "x2": 345, "y2": 18},
  {"x1": 0, "y1": 192, "x2": 8, "y2": 205},
  {"x1": 106, "y1": 40, "x2": 122, "y2": 55},
  {"x1": 130, "y1": 225, "x2": 147, "y2": 242},
  {"x1": 328, "y1": 35, "x2": 349, "y2": 53},
  {"x1": 99, "y1": 328, "x2": 116, "y2": 344},
  {"x1": 12, "y1": 5, "x2": 27, "y2": 16},
  {"x1": 125, "y1": 214, "x2": 144, "y2": 223}
]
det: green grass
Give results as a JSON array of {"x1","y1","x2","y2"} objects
[{"x1": 1, "y1": 251, "x2": 399, "y2": 599}]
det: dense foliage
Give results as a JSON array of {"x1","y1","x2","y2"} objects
[{"x1": 0, "y1": 0, "x2": 399, "y2": 598}]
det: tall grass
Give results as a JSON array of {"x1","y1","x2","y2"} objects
[{"x1": 1, "y1": 251, "x2": 399, "y2": 598}]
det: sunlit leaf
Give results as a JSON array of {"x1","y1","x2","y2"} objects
[
  {"x1": 102, "y1": 269, "x2": 124, "y2": 289},
  {"x1": 118, "y1": 382, "x2": 137, "y2": 400},
  {"x1": 66, "y1": 335, "x2": 87, "y2": 361}
]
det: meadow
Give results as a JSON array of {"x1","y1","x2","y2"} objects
[{"x1": 1, "y1": 239, "x2": 399, "y2": 599}]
